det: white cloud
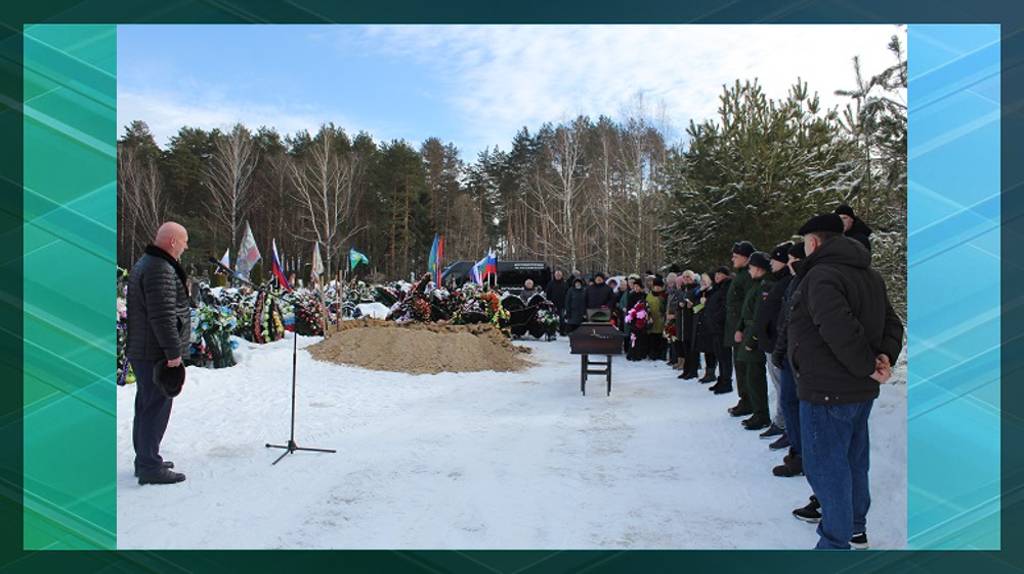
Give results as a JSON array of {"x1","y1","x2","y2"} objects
[{"x1": 357, "y1": 24, "x2": 906, "y2": 152}]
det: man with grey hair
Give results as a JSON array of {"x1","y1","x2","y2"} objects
[{"x1": 126, "y1": 222, "x2": 192, "y2": 485}]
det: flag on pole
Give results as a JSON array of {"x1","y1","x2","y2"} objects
[
  {"x1": 311, "y1": 241, "x2": 325, "y2": 281},
  {"x1": 484, "y1": 249, "x2": 497, "y2": 279},
  {"x1": 236, "y1": 221, "x2": 261, "y2": 280},
  {"x1": 270, "y1": 239, "x2": 292, "y2": 292},
  {"x1": 470, "y1": 251, "x2": 490, "y2": 286},
  {"x1": 427, "y1": 233, "x2": 446, "y2": 285},
  {"x1": 435, "y1": 235, "x2": 445, "y2": 285},
  {"x1": 349, "y1": 248, "x2": 369, "y2": 271},
  {"x1": 215, "y1": 248, "x2": 231, "y2": 274}
]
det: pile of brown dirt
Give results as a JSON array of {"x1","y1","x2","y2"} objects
[{"x1": 308, "y1": 320, "x2": 531, "y2": 375}]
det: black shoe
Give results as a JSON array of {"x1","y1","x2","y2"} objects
[
  {"x1": 773, "y1": 455, "x2": 803, "y2": 477},
  {"x1": 138, "y1": 467, "x2": 186, "y2": 485},
  {"x1": 792, "y1": 495, "x2": 821, "y2": 523},
  {"x1": 134, "y1": 460, "x2": 174, "y2": 478},
  {"x1": 712, "y1": 384, "x2": 733, "y2": 395},
  {"x1": 759, "y1": 423, "x2": 784, "y2": 439},
  {"x1": 784, "y1": 448, "x2": 797, "y2": 464},
  {"x1": 850, "y1": 532, "x2": 869, "y2": 550},
  {"x1": 699, "y1": 374, "x2": 716, "y2": 383},
  {"x1": 677, "y1": 372, "x2": 698, "y2": 380},
  {"x1": 742, "y1": 414, "x2": 771, "y2": 431},
  {"x1": 728, "y1": 401, "x2": 752, "y2": 417},
  {"x1": 769, "y1": 434, "x2": 791, "y2": 451}
]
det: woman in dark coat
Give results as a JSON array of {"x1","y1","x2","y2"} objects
[
  {"x1": 693, "y1": 273, "x2": 718, "y2": 383},
  {"x1": 563, "y1": 278, "x2": 587, "y2": 332}
]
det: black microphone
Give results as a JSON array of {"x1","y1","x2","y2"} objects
[{"x1": 208, "y1": 256, "x2": 255, "y2": 287}]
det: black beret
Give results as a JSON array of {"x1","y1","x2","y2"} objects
[
  {"x1": 715, "y1": 266, "x2": 731, "y2": 276},
  {"x1": 154, "y1": 362, "x2": 186, "y2": 398},
  {"x1": 771, "y1": 242, "x2": 794, "y2": 264},
  {"x1": 798, "y1": 214, "x2": 845, "y2": 235},
  {"x1": 789, "y1": 242, "x2": 806, "y2": 260},
  {"x1": 834, "y1": 204, "x2": 855, "y2": 218},
  {"x1": 732, "y1": 241, "x2": 756, "y2": 257},
  {"x1": 748, "y1": 251, "x2": 772, "y2": 270}
]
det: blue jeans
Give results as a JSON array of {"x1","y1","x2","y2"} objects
[
  {"x1": 800, "y1": 399, "x2": 873, "y2": 550},
  {"x1": 778, "y1": 360, "x2": 800, "y2": 454}
]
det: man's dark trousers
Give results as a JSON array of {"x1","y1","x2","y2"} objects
[
  {"x1": 778, "y1": 359, "x2": 801, "y2": 454},
  {"x1": 733, "y1": 347, "x2": 748, "y2": 401},
  {"x1": 713, "y1": 334, "x2": 732, "y2": 387},
  {"x1": 131, "y1": 359, "x2": 173, "y2": 475},
  {"x1": 800, "y1": 398, "x2": 873, "y2": 550}
]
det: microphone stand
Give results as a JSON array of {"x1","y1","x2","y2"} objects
[{"x1": 207, "y1": 257, "x2": 336, "y2": 465}]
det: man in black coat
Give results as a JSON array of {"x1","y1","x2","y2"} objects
[
  {"x1": 545, "y1": 270, "x2": 568, "y2": 334},
  {"x1": 835, "y1": 204, "x2": 873, "y2": 253},
  {"x1": 772, "y1": 242, "x2": 808, "y2": 476},
  {"x1": 705, "y1": 267, "x2": 733, "y2": 394},
  {"x1": 126, "y1": 222, "x2": 192, "y2": 485},
  {"x1": 753, "y1": 242, "x2": 794, "y2": 440},
  {"x1": 584, "y1": 272, "x2": 616, "y2": 311},
  {"x1": 787, "y1": 214, "x2": 903, "y2": 550}
]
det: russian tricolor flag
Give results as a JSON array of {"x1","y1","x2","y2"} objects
[{"x1": 271, "y1": 239, "x2": 292, "y2": 292}]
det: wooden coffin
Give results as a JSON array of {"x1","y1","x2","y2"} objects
[{"x1": 569, "y1": 323, "x2": 626, "y2": 356}]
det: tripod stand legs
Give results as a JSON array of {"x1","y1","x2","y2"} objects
[
  {"x1": 266, "y1": 439, "x2": 337, "y2": 465},
  {"x1": 266, "y1": 333, "x2": 336, "y2": 465}
]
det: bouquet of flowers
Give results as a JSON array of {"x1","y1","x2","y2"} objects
[
  {"x1": 624, "y1": 300, "x2": 649, "y2": 346},
  {"x1": 536, "y1": 306, "x2": 560, "y2": 341},
  {"x1": 116, "y1": 275, "x2": 135, "y2": 385},
  {"x1": 292, "y1": 292, "x2": 327, "y2": 336},
  {"x1": 479, "y1": 290, "x2": 510, "y2": 328},
  {"x1": 663, "y1": 320, "x2": 678, "y2": 343},
  {"x1": 191, "y1": 304, "x2": 238, "y2": 368}
]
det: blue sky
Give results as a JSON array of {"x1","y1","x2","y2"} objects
[{"x1": 118, "y1": 24, "x2": 905, "y2": 160}]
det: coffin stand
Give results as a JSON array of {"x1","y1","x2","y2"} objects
[{"x1": 568, "y1": 321, "x2": 626, "y2": 396}]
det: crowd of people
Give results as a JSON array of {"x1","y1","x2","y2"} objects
[
  {"x1": 536, "y1": 204, "x2": 904, "y2": 550},
  {"x1": 126, "y1": 204, "x2": 903, "y2": 550}
]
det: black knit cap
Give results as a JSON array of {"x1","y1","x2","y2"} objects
[
  {"x1": 732, "y1": 240, "x2": 755, "y2": 257},
  {"x1": 748, "y1": 251, "x2": 772, "y2": 271},
  {"x1": 798, "y1": 213, "x2": 844, "y2": 235},
  {"x1": 715, "y1": 265, "x2": 731, "y2": 276},
  {"x1": 652, "y1": 277, "x2": 665, "y2": 287},
  {"x1": 771, "y1": 241, "x2": 794, "y2": 264},
  {"x1": 834, "y1": 204, "x2": 855, "y2": 218},
  {"x1": 789, "y1": 242, "x2": 806, "y2": 260}
]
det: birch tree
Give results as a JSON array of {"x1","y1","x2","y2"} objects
[{"x1": 205, "y1": 123, "x2": 257, "y2": 259}]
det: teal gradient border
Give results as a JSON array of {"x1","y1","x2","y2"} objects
[
  {"x1": 907, "y1": 24, "x2": 1001, "y2": 549},
  {"x1": 22, "y1": 24, "x2": 116, "y2": 550},
  {"x1": 14, "y1": 17, "x2": 1006, "y2": 559}
]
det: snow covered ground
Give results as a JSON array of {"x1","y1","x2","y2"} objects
[{"x1": 117, "y1": 333, "x2": 906, "y2": 549}]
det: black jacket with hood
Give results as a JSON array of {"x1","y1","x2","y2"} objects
[{"x1": 787, "y1": 236, "x2": 903, "y2": 404}]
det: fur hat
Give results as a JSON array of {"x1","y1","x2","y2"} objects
[
  {"x1": 798, "y1": 213, "x2": 844, "y2": 235},
  {"x1": 771, "y1": 242, "x2": 794, "y2": 264},
  {"x1": 834, "y1": 204, "x2": 855, "y2": 218},
  {"x1": 748, "y1": 251, "x2": 772, "y2": 271},
  {"x1": 789, "y1": 242, "x2": 806, "y2": 260},
  {"x1": 732, "y1": 241, "x2": 756, "y2": 258}
]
